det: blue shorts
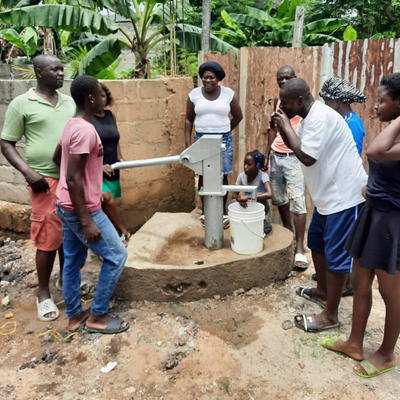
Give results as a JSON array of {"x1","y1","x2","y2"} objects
[
  {"x1": 307, "y1": 203, "x2": 364, "y2": 273},
  {"x1": 195, "y1": 132, "x2": 233, "y2": 175}
]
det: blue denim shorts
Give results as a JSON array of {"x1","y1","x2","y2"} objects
[
  {"x1": 195, "y1": 132, "x2": 233, "y2": 175},
  {"x1": 308, "y1": 204, "x2": 364, "y2": 273}
]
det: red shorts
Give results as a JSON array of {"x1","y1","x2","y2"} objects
[{"x1": 28, "y1": 178, "x2": 63, "y2": 251}]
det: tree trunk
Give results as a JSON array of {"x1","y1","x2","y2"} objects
[
  {"x1": 43, "y1": 28, "x2": 55, "y2": 55},
  {"x1": 292, "y1": 6, "x2": 305, "y2": 48},
  {"x1": 202, "y1": 0, "x2": 211, "y2": 53}
]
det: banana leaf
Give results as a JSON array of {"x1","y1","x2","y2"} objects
[
  {"x1": 220, "y1": 10, "x2": 246, "y2": 40},
  {"x1": 246, "y1": 6, "x2": 279, "y2": 28},
  {"x1": 175, "y1": 24, "x2": 238, "y2": 56},
  {"x1": 0, "y1": 5, "x2": 120, "y2": 36},
  {"x1": 74, "y1": 37, "x2": 126, "y2": 77},
  {"x1": 304, "y1": 18, "x2": 347, "y2": 34}
]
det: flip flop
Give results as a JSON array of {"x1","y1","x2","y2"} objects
[
  {"x1": 36, "y1": 295, "x2": 60, "y2": 322},
  {"x1": 294, "y1": 314, "x2": 339, "y2": 333},
  {"x1": 321, "y1": 338, "x2": 364, "y2": 361},
  {"x1": 86, "y1": 317, "x2": 130, "y2": 335},
  {"x1": 69, "y1": 313, "x2": 90, "y2": 333},
  {"x1": 55, "y1": 277, "x2": 91, "y2": 295},
  {"x1": 294, "y1": 253, "x2": 309, "y2": 270},
  {"x1": 321, "y1": 337, "x2": 342, "y2": 351},
  {"x1": 296, "y1": 286, "x2": 326, "y2": 309},
  {"x1": 354, "y1": 360, "x2": 395, "y2": 378},
  {"x1": 342, "y1": 288, "x2": 354, "y2": 297}
]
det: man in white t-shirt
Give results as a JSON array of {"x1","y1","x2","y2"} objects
[{"x1": 273, "y1": 78, "x2": 367, "y2": 332}]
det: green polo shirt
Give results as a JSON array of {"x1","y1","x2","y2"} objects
[{"x1": 1, "y1": 88, "x2": 76, "y2": 179}]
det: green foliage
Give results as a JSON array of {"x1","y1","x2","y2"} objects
[
  {"x1": 1, "y1": 26, "x2": 37, "y2": 57},
  {"x1": 0, "y1": 5, "x2": 120, "y2": 36},
  {"x1": 343, "y1": 25, "x2": 357, "y2": 41},
  {"x1": 307, "y1": 0, "x2": 400, "y2": 39},
  {"x1": 217, "y1": 1, "x2": 347, "y2": 48}
]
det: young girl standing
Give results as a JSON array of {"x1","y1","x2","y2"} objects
[
  {"x1": 322, "y1": 73, "x2": 400, "y2": 378},
  {"x1": 235, "y1": 150, "x2": 273, "y2": 234}
]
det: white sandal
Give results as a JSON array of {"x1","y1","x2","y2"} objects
[
  {"x1": 36, "y1": 295, "x2": 60, "y2": 322},
  {"x1": 294, "y1": 253, "x2": 309, "y2": 271}
]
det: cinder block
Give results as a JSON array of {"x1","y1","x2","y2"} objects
[
  {"x1": 138, "y1": 101, "x2": 158, "y2": 121},
  {"x1": 0, "y1": 182, "x2": 30, "y2": 204},
  {"x1": 117, "y1": 103, "x2": 140, "y2": 122},
  {"x1": 137, "y1": 121, "x2": 165, "y2": 144},
  {"x1": 139, "y1": 80, "x2": 172, "y2": 99},
  {"x1": 125, "y1": 80, "x2": 138, "y2": 100},
  {"x1": 102, "y1": 80, "x2": 125, "y2": 101},
  {"x1": 0, "y1": 80, "x2": 14, "y2": 101},
  {"x1": 0, "y1": 165, "x2": 16, "y2": 183}
]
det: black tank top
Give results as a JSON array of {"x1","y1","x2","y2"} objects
[
  {"x1": 367, "y1": 158, "x2": 400, "y2": 210},
  {"x1": 92, "y1": 110, "x2": 120, "y2": 181}
]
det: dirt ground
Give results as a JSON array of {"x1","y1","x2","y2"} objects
[{"x1": 1, "y1": 234, "x2": 399, "y2": 400}]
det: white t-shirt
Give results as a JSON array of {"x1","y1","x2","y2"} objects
[
  {"x1": 236, "y1": 170, "x2": 270, "y2": 192},
  {"x1": 298, "y1": 100, "x2": 367, "y2": 215},
  {"x1": 189, "y1": 85, "x2": 235, "y2": 133}
]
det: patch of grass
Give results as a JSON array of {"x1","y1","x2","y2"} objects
[{"x1": 220, "y1": 377, "x2": 230, "y2": 394}]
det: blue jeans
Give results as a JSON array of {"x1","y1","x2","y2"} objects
[{"x1": 56, "y1": 205, "x2": 128, "y2": 318}]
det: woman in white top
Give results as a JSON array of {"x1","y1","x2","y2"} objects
[{"x1": 185, "y1": 61, "x2": 243, "y2": 228}]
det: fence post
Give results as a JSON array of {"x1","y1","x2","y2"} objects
[{"x1": 292, "y1": 6, "x2": 305, "y2": 48}]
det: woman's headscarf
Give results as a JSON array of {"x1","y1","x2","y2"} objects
[
  {"x1": 319, "y1": 77, "x2": 367, "y2": 104},
  {"x1": 198, "y1": 62, "x2": 226, "y2": 81}
]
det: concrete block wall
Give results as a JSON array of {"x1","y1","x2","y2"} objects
[{"x1": 0, "y1": 78, "x2": 195, "y2": 231}]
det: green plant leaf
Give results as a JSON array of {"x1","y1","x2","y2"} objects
[
  {"x1": 343, "y1": 25, "x2": 357, "y2": 41},
  {"x1": 220, "y1": 10, "x2": 246, "y2": 40},
  {"x1": 1, "y1": 28, "x2": 27, "y2": 53},
  {"x1": 304, "y1": 33, "x2": 341, "y2": 45},
  {"x1": 175, "y1": 24, "x2": 238, "y2": 56},
  {"x1": 304, "y1": 18, "x2": 347, "y2": 34},
  {"x1": 246, "y1": 6, "x2": 278, "y2": 28},
  {"x1": 22, "y1": 26, "x2": 37, "y2": 56},
  {"x1": 0, "y1": 5, "x2": 121, "y2": 36},
  {"x1": 74, "y1": 37, "x2": 127, "y2": 77},
  {"x1": 230, "y1": 13, "x2": 264, "y2": 29}
]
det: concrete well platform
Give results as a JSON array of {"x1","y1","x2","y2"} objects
[{"x1": 115, "y1": 212, "x2": 294, "y2": 302}]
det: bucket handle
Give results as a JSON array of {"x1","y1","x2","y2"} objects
[{"x1": 239, "y1": 219, "x2": 266, "y2": 239}]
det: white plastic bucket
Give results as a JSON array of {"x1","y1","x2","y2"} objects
[{"x1": 228, "y1": 202, "x2": 265, "y2": 255}]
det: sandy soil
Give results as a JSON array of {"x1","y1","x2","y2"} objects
[{"x1": 1, "y1": 235, "x2": 399, "y2": 400}]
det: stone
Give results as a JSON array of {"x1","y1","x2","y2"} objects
[
  {"x1": 125, "y1": 387, "x2": 136, "y2": 394},
  {"x1": 156, "y1": 341, "x2": 162, "y2": 347},
  {"x1": 299, "y1": 361, "x2": 306, "y2": 369},
  {"x1": 2, "y1": 295, "x2": 10, "y2": 307}
]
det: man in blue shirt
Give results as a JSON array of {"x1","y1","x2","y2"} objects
[{"x1": 319, "y1": 77, "x2": 367, "y2": 156}]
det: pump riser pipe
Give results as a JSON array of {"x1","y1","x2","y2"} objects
[{"x1": 204, "y1": 195, "x2": 224, "y2": 250}]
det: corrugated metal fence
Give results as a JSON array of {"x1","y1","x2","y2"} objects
[{"x1": 199, "y1": 38, "x2": 400, "y2": 221}]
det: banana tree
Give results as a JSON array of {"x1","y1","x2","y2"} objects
[
  {"x1": 214, "y1": 0, "x2": 349, "y2": 48},
  {"x1": 0, "y1": 0, "x2": 238, "y2": 78}
]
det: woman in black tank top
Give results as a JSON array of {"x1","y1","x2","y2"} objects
[
  {"x1": 324, "y1": 74, "x2": 400, "y2": 378},
  {"x1": 92, "y1": 83, "x2": 130, "y2": 245}
]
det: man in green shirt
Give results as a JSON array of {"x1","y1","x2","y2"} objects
[{"x1": 1, "y1": 55, "x2": 75, "y2": 321}]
